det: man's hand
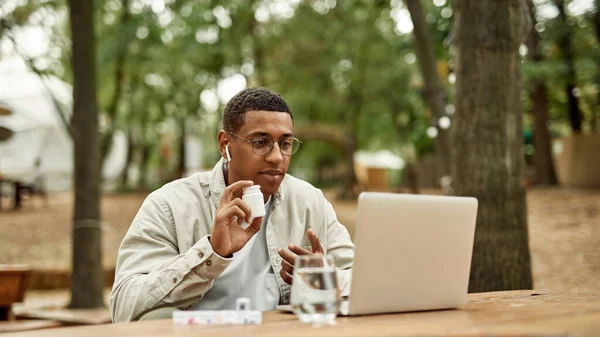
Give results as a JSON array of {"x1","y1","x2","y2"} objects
[
  {"x1": 278, "y1": 228, "x2": 324, "y2": 285},
  {"x1": 210, "y1": 180, "x2": 263, "y2": 257}
]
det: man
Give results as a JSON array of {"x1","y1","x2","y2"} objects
[{"x1": 110, "y1": 87, "x2": 354, "y2": 322}]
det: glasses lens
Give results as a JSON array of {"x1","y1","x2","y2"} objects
[
  {"x1": 252, "y1": 137, "x2": 273, "y2": 156},
  {"x1": 281, "y1": 138, "x2": 301, "y2": 156},
  {"x1": 252, "y1": 137, "x2": 301, "y2": 156}
]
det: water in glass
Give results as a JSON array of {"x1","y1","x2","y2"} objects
[{"x1": 290, "y1": 255, "x2": 340, "y2": 325}]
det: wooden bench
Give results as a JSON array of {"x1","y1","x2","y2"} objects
[
  {"x1": 0, "y1": 178, "x2": 48, "y2": 210},
  {"x1": 0, "y1": 264, "x2": 32, "y2": 320}
]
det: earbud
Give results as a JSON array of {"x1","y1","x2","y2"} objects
[{"x1": 225, "y1": 145, "x2": 232, "y2": 161}]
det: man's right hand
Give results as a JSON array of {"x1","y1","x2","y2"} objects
[{"x1": 210, "y1": 180, "x2": 263, "y2": 257}]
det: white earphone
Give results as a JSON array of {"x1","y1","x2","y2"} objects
[{"x1": 225, "y1": 145, "x2": 232, "y2": 161}]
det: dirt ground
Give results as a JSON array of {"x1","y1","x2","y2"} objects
[{"x1": 1, "y1": 187, "x2": 599, "y2": 292}]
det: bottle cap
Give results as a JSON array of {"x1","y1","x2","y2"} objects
[
  {"x1": 236, "y1": 297, "x2": 251, "y2": 311},
  {"x1": 243, "y1": 185, "x2": 261, "y2": 195}
]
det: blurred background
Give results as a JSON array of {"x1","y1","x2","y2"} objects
[{"x1": 0, "y1": 0, "x2": 599, "y2": 328}]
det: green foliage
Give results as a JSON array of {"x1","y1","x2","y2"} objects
[
  {"x1": 522, "y1": 0, "x2": 600, "y2": 133},
  {"x1": 3, "y1": 0, "x2": 599, "y2": 188}
]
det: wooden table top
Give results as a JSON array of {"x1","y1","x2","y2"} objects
[{"x1": 9, "y1": 290, "x2": 600, "y2": 337}]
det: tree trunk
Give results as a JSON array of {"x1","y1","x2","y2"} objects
[
  {"x1": 248, "y1": 0, "x2": 264, "y2": 86},
  {"x1": 340, "y1": 133, "x2": 358, "y2": 200},
  {"x1": 402, "y1": 162, "x2": 420, "y2": 194},
  {"x1": 554, "y1": 0, "x2": 583, "y2": 133},
  {"x1": 531, "y1": 84, "x2": 558, "y2": 185},
  {"x1": 177, "y1": 118, "x2": 186, "y2": 179},
  {"x1": 593, "y1": 0, "x2": 600, "y2": 133},
  {"x1": 138, "y1": 141, "x2": 152, "y2": 190},
  {"x1": 526, "y1": 0, "x2": 558, "y2": 185},
  {"x1": 68, "y1": 0, "x2": 104, "y2": 308},
  {"x1": 406, "y1": 0, "x2": 452, "y2": 183},
  {"x1": 452, "y1": 0, "x2": 533, "y2": 292},
  {"x1": 593, "y1": 99, "x2": 598, "y2": 133},
  {"x1": 101, "y1": 0, "x2": 133, "y2": 161},
  {"x1": 0, "y1": 20, "x2": 6, "y2": 41},
  {"x1": 119, "y1": 128, "x2": 134, "y2": 189},
  {"x1": 596, "y1": 0, "x2": 600, "y2": 42}
]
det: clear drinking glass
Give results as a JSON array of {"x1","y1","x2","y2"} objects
[{"x1": 290, "y1": 255, "x2": 340, "y2": 325}]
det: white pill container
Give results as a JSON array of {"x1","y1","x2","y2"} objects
[{"x1": 242, "y1": 185, "x2": 266, "y2": 224}]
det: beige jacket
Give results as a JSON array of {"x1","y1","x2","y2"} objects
[{"x1": 109, "y1": 159, "x2": 355, "y2": 322}]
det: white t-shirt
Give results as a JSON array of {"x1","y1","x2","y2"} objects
[{"x1": 193, "y1": 198, "x2": 280, "y2": 311}]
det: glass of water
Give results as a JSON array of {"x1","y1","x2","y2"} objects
[{"x1": 290, "y1": 254, "x2": 340, "y2": 325}]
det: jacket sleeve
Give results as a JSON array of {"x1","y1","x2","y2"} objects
[{"x1": 109, "y1": 193, "x2": 231, "y2": 322}]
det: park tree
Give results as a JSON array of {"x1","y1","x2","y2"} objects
[
  {"x1": 526, "y1": 0, "x2": 558, "y2": 185},
  {"x1": 68, "y1": 0, "x2": 104, "y2": 308},
  {"x1": 452, "y1": 0, "x2": 533, "y2": 292}
]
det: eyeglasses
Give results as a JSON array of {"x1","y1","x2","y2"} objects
[{"x1": 227, "y1": 132, "x2": 302, "y2": 156}]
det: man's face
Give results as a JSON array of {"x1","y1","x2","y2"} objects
[{"x1": 221, "y1": 110, "x2": 293, "y2": 198}]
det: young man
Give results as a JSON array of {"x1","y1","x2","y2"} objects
[{"x1": 110, "y1": 87, "x2": 354, "y2": 322}]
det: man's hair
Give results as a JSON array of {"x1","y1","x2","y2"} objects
[{"x1": 223, "y1": 87, "x2": 292, "y2": 133}]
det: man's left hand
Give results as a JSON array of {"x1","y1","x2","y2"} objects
[{"x1": 278, "y1": 228, "x2": 324, "y2": 285}]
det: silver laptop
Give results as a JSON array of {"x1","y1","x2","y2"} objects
[{"x1": 338, "y1": 192, "x2": 478, "y2": 316}]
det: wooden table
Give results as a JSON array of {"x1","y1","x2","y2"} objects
[{"x1": 8, "y1": 290, "x2": 600, "y2": 337}]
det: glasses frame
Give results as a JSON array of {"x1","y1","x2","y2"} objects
[{"x1": 227, "y1": 132, "x2": 302, "y2": 156}]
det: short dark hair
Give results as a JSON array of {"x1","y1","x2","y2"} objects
[{"x1": 223, "y1": 87, "x2": 292, "y2": 133}]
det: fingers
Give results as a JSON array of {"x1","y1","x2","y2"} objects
[
  {"x1": 280, "y1": 259, "x2": 294, "y2": 285},
  {"x1": 307, "y1": 228, "x2": 324, "y2": 254},
  {"x1": 218, "y1": 205, "x2": 245, "y2": 222},
  {"x1": 245, "y1": 216, "x2": 263, "y2": 235},
  {"x1": 278, "y1": 249, "x2": 296, "y2": 285},
  {"x1": 218, "y1": 198, "x2": 252, "y2": 223},
  {"x1": 278, "y1": 248, "x2": 296, "y2": 266},
  {"x1": 280, "y1": 266, "x2": 293, "y2": 285},
  {"x1": 277, "y1": 245, "x2": 310, "y2": 286},
  {"x1": 210, "y1": 180, "x2": 255, "y2": 258},
  {"x1": 277, "y1": 228, "x2": 325, "y2": 286},
  {"x1": 226, "y1": 198, "x2": 252, "y2": 223},
  {"x1": 289, "y1": 244, "x2": 312, "y2": 256},
  {"x1": 221, "y1": 180, "x2": 253, "y2": 203},
  {"x1": 281, "y1": 259, "x2": 294, "y2": 275}
]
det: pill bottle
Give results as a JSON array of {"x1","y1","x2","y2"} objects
[{"x1": 242, "y1": 185, "x2": 266, "y2": 223}]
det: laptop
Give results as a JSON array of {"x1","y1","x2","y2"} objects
[{"x1": 279, "y1": 192, "x2": 478, "y2": 316}]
